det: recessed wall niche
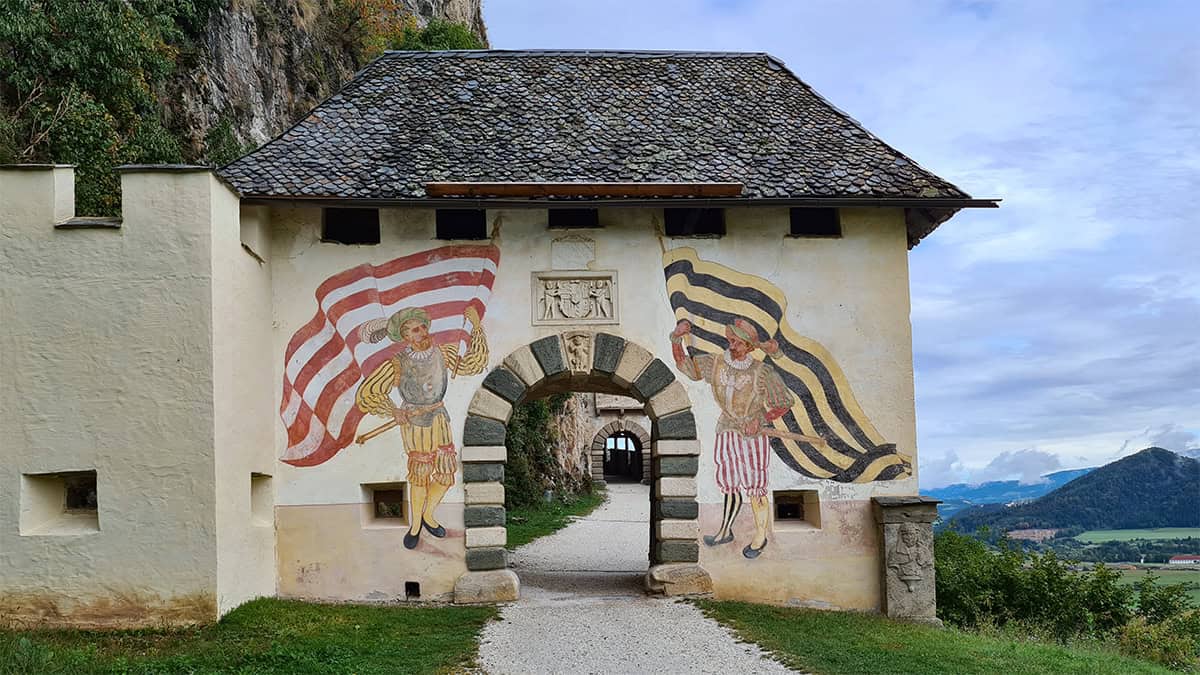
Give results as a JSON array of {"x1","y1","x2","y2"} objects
[{"x1": 19, "y1": 470, "x2": 100, "y2": 536}]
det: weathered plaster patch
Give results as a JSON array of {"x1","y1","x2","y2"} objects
[{"x1": 0, "y1": 590, "x2": 217, "y2": 629}]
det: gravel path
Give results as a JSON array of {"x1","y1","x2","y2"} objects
[{"x1": 475, "y1": 483, "x2": 795, "y2": 674}]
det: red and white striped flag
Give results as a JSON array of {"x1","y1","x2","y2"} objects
[{"x1": 279, "y1": 244, "x2": 500, "y2": 467}]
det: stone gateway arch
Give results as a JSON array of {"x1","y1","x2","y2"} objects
[{"x1": 455, "y1": 332, "x2": 710, "y2": 602}]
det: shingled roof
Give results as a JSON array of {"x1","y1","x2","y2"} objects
[{"x1": 219, "y1": 50, "x2": 994, "y2": 244}]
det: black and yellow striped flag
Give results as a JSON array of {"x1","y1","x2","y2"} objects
[{"x1": 664, "y1": 247, "x2": 912, "y2": 483}]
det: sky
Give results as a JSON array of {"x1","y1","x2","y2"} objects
[{"x1": 484, "y1": 0, "x2": 1200, "y2": 488}]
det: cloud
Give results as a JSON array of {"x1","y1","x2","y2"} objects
[
  {"x1": 920, "y1": 449, "x2": 969, "y2": 488},
  {"x1": 981, "y1": 449, "x2": 1063, "y2": 484},
  {"x1": 1117, "y1": 424, "x2": 1200, "y2": 457}
]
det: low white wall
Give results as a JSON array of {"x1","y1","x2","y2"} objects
[{"x1": 0, "y1": 167, "x2": 221, "y2": 626}]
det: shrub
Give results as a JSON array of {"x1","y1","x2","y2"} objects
[
  {"x1": 1134, "y1": 573, "x2": 1196, "y2": 624},
  {"x1": 0, "y1": 0, "x2": 223, "y2": 214},
  {"x1": 503, "y1": 394, "x2": 580, "y2": 509},
  {"x1": 1117, "y1": 611, "x2": 1200, "y2": 670},
  {"x1": 934, "y1": 530, "x2": 1135, "y2": 641}
]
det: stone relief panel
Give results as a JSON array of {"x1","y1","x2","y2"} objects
[
  {"x1": 562, "y1": 331, "x2": 593, "y2": 373},
  {"x1": 887, "y1": 522, "x2": 932, "y2": 593},
  {"x1": 531, "y1": 271, "x2": 618, "y2": 326}
]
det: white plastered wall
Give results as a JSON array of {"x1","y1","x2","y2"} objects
[
  {"x1": 267, "y1": 205, "x2": 918, "y2": 608},
  {"x1": 212, "y1": 195, "x2": 277, "y2": 614},
  {"x1": 0, "y1": 168, "x2": 221, "y2": 626}
]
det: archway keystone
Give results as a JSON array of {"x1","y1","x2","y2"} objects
[{"x1": 452, "y1": 331, "x2": 713, "y2": 604}]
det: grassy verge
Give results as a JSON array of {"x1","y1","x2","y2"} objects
[
  {"x1": 0, "y1": 598, "x2": 496, "y2": 675},
  {"x1": 697, "y1": 600, "x2": 1172, "y2": 675},
  {"x1": 506, "y1": 487, "x2": 606, "y2": 550}
]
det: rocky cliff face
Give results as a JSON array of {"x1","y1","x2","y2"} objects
[{"x1": 164, "y1": 0, "x2": 486, "y2": 158}]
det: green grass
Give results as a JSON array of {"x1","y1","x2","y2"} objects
[
  {"x1": 697, "y1": 600, "x2": 1172, "y2": 675},
  {"x1": 1117, "y1": 568, "x2": 1200, "y2": 605},
  {"x1": 1076, "y1": 528, "x2": 1200, "y2": 543},
  {"x1": 505, "y1": 487, "x2": 606, "y2": 550},
  {"x1": 0, "y1": 598, "x2": 496, "y2": 674}
]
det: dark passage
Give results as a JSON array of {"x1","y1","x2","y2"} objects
[{"x1": 603, "y1": 431, "x2": 643, "y2": 483}]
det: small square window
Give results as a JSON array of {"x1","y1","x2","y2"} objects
[
  {"x1": 774, "y1": 490, "x2": 821, "y2": 528},
  {"x1": 664, "y1": 208, "x2": 725, "y2": 237},
  {"x1": 789, "y1": 208, "x2": 841, "y2": 237},
  {"x1": 548, "y1": 209, "x2": 600, "y2": 229},
  {"x1": 374, "y1": 489, "x2": 406, "y2": 519},
  {"x1": 64, "y1": 472, "x2": 97, "y2": 512},
  {"x1": 362, "y1": 482, "x2": 408, "y2": 527},
  {"x1": 436, "y1": 209, "x2": 488, "y2": 240},
  {"x1": 322, "y1": 208, "x2": 381, "y2": 245}
]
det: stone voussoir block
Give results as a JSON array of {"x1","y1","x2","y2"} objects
[
  {"x1": 632, "y1": 358, "x2": 676, "y2": 400},
  {"x1": 503, "y1": 345, "x2": 545, "y2": 388},
  {"x1": 482, "y1": 367, "x2": 526, "y2": 404},
  {"x1": 466, "y1": 526, "x2": 507, "y2": 549},
  {"x1": 464, "y1": 505, "x2": 506, "y2": 528},
  {"x1": 657, "y1": 499, "x2": 699, "y2": 520},
  {"x1": 656, "y1": 519, "x2": 700, "y2": 541},
  {"x1": 461, "y1": 445, "x2": 507, "y2": 463},
  {"x1": 647, "y1": 380, "x2": 690, "y2": 419},
  {"x1": 454, "y1": 569, "x2": 520, "y2": 604},
  {"x1": 463, "y1": 415, "x2": 506, "y2": 446},
  {"x1": 465, "y1": 482, "x2": 505, "y2": 505},
  {"x1": 612, "y1": 342, "x2": 653, "y2": 388},
  {"x1": 530, "y1": 335, "x2": 566, "y2": 377},
  {"x1": 655, "y1": 455, "x2": 699, "y2": 476},
  {"x1": 470, "y1": 386, "x2": 515, "y2": 423},
  {"x1": 463, "y1": 462, "x2": 504, "y2": 483},
  {"x1": 657, "y1": 540, "x2": 700, "y2": 563},
  {"x1": 466, "y1": 547, "x2": 508, "y2": 571},
  {"x1": 654, "y1": 439, "x2": 701, "y2": 456},
  {"x1": 657, "y1": 477, "x2": 697, "y2": 498},
  {"x1": 655, "y1": 410, "x2": 697, "y2": 440},
  {"x1": 592, "y1": 332, "x2": 627, "y2": 374}
]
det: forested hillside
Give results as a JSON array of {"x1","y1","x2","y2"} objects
[
  {"x1": 946, "y1": 448, "x2": 1199, "y2": 533},
  {"x1": 0, "y1": 0, "x2": 485, "y2": 215}
]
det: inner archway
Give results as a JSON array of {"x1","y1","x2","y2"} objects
[
  {"x1": 452, "y1": 331, "x2": 713, "y2": 603},
  {"x1": 590, "y1": 419, "x2": 651, "y2": 484}
]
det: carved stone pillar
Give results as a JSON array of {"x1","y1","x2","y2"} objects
[{"x1": 872, "y1": 496, "x2": 941, "y2": 625}]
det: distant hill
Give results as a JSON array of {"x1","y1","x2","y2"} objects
[
  {"x1": 1181, "y1": 448, "x2": 1200, "y2": 460},
  {"x1": 928, "y1": 468, "x2": 1094, "y2": 520},
  {"x1": 946, "y1": 448, "x2": 1200, "y2": 533}
]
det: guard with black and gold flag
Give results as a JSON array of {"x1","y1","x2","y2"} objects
[{"x1": 664, "y1": 247, "x2": 913, "y2": 490}]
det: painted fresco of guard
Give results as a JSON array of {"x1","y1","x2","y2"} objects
[
  {"x1": 671, "y1": 318, "x2": 824, "y2": 558},
  {"x1": 355, "y1": 306, "x2": 488, "y2": 549}
]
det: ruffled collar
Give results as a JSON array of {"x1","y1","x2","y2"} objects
[
  {"x1": 405, "y1": 344, "x2": 436, "y2": 361},
  {"x1": 724, "y1": 349, "x2": 754, "y2": 370}
]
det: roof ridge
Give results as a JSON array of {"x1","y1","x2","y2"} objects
[{"x1": 380, "y1": 49, "x2": 772, "y2": 58}]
